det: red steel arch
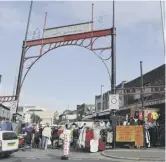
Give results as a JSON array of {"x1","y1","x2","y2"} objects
[{"x1": 0, "y1": 27, "x2": 113, "y2": 104}]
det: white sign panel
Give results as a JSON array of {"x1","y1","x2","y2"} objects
[
  {"x1": 10, "y1": 101, "x2": 17, "y2": 114},
  {"x1": 63, "y1": 129, "x2": 70, "y2": 156},
  {"x1": 109, "y1": 94, "x2": 119, "y2": 110},
  {"x1": 44, "y1": 22, "x2": 92, "y2": 38}
]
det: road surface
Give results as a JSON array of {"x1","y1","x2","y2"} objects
[
  {"x1": 0, "y1": 149, "x2": 111, "y2": 162},
  {"x1": 1, "y1": 148, "x2": 165, "y2": 162}
]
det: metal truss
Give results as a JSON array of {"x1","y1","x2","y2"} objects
[
  {"x1": 15, "y1": 28, "x2": 113, "y2": 102},
  {"x1": 0, "y1": 28, "x2": 113, "y2": 103},
  {"x1": 0, "y1": 96, "x2": 16, "y2": 103}
]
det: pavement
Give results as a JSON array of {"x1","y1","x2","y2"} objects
[{"x1": 102, "y1": 148, "x2": 166, "y2": 162}]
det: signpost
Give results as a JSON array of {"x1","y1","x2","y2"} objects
[
  {"x1": 10, "y1": 101, "x2": 17, "y2": 122},
  {"x1": 11, "y1": 101, "x2": 17, "y2": 113}
]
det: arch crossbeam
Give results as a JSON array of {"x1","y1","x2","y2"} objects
[{"x1": 25, "y1": 29, "x2": 113, "y2": 47}]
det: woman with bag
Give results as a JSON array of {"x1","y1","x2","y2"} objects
[{"x1": 42, "y1": 123, "x2": 52, "y2": 150}]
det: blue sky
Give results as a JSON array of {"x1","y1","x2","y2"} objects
[{"x1": 0, "y1": 1, "x2": 165, "y2": 111}]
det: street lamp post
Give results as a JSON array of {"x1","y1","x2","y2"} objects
[
  {"x1": 121, "y1": 80, "x2": 127, "y2": 88},
  {"x1": 101, "y1": 85, "x2": 104, "y2": 111}
]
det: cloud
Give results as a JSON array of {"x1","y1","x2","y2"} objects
[
  {"x1": 57, "y1": 1, "x2": 160, "y2": 29},
  {"x1": 0, "y1": 1, "x2": 161, "y2": 35},
  {"x1": 0, "y1": 7, "x2": 24, "y2": 31},
  {"x1": 0, "y1": 2, "x2": 43, "y2": 35}
]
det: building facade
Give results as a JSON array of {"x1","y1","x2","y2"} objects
[
  {"x1": 0, "y1": 104, "x2": 10, "y2": 120},
  {"x1": 89, "y1": 64, "x2": 165, "y2": 119},
  {"x1": 77, "y1": 104, "x2": 95, "y2": 121},
  {"x1": 22, "y1": 105, "x2": 47, "y2": 113},
  {"x1": 59, "y1": 110, "x2": 77, "y2": 124}
]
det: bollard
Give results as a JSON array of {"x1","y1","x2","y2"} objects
[{"x1": 61, "y1": 129, "x2": 70, "y2": 160}]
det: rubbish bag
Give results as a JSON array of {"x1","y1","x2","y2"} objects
[{"x1": 47, "y1": 139, "x2": 51, "y2": 145}]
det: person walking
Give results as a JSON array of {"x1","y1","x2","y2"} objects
[
  {"x1": 42, "y1": 123, "x2": 51, "y2": 150},
  {"x1": 39, "y1": 125, "x2": 43, "y2": 148}
]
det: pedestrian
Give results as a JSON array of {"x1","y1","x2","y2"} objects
[
  {"x1": 51, "y1": 127, "x2": 56, "y2": 147},
  {"x1": 39, "y1": 125, "x2": 43, "y2": 148},
  {"x1": 72, "y1": 124, "x2": 79, "y2": 150},
  {"x1": 42, "y1": 123, "x2": 51, "y2": 150},
  {"x1": 22, "y1": 130, "x2": 32, "y2": 151}
]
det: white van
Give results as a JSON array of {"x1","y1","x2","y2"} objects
[{"x1": 0, "y1": 131, "x2": 19, "y2": 157}]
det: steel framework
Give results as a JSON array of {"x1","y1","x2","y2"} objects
[{"x1": 0, "y1": 28, "x2": 113, "y2": 105}]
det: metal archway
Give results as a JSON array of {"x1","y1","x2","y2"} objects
[
  {"x1": 0, "y1": 28, "x2": 113, "y2": 105},
  {"x1": 17, "y1": 28, "x2": 113, "y2": 101}
]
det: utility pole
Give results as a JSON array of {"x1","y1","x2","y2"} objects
[
  {"x1": 140, "y1": 61, "x2": 146, "y2": 148},
  {"x1": 111, "y1": 0, "x2": 116, "y2": 95},
  {"x1": 111, "y1": 0, "x2": 117, "y2": 149},
  {"x1": 101, "y1": 85, "x2": 104, "y2": 111},
  {"x1": 140, "y1": 61, "x2": 144, "y2": 120}
]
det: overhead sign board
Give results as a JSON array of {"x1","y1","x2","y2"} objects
[
  {"x1": 44, "y1": 22, "x2": 92, "y2": 38},
  {"x1": 117, "y1": 86, "x2": 165, "y2": 95},
  {"x1": 109, "y1": 94, "x2": 119, "y2": 110}
]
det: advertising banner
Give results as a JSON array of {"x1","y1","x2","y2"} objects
[
  {"x1": 135, "y1": 126, "x2": 144, "y2": 147},
  {"x1": 116, "y1": 126, "x2": 135, "y2": 142},
  {"x1": 63, "y1": 129, "x2": 70, "y2": 156}
]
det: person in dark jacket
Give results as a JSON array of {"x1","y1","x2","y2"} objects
[
  {"x1": 72, "y1": 125, "x2": 80, "y2": 150},
  {"x1": 22, "y1": 130, "x2": 32, "y2": 151},
  {"x1": 39, "y1": 126, "x2": 43, "y2": 148},
  {"x1": 24, "y1": 131, "x2": 32, "y2": 145},
  {"x1": 51, "y1": 127, "x2": 58, "y2": 147}
]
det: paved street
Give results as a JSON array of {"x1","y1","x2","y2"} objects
[
  {"x1": 1, "y1": 148, "x2": 165, "y2": 162},
  {"x1": 0, "y1": 149, "x2": 111, "y2": 162}
]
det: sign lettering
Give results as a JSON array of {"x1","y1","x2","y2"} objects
[
  {"x1": 117, "y1": 86, "x2": 165, "y2": 95},
  {"x1": 63, "y1": 130, "x2": 70, "y2": 156},
  {"x1": 116, "y1": 126, "x2": 135, "y2": 142},
  {"x1": 44, "y1": 22, "x2": 92, "y2": 38}
]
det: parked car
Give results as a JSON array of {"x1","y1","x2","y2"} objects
[{"x1": 0, "y1": 131, "x2": 18, "y2": 157}]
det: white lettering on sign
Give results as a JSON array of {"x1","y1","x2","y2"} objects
[
  {"x1": 44, "y1": 22, "x2": 92, "y2": 38},
  {"x1": 63, "y1": 129, "x2": 70, "y2": 156}
]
